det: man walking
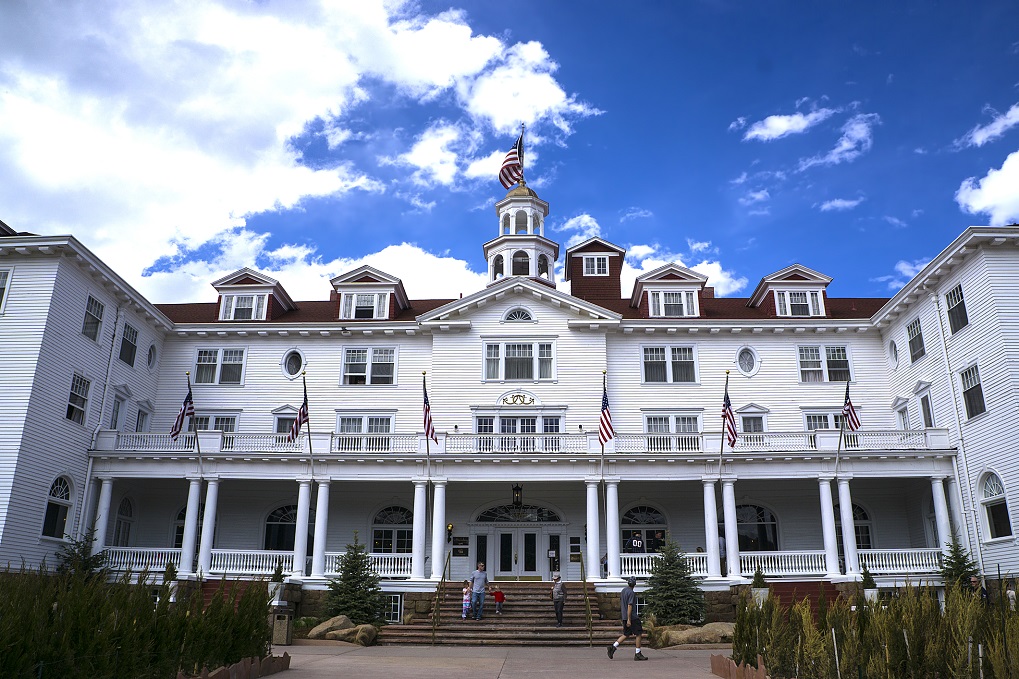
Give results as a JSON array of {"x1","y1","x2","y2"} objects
[
  {"x1": 607, "y1": 576, "x2": 647, "y2": 661},
  {"x1": 469, "y1": 562, "x2": 489, "y2": 620}
]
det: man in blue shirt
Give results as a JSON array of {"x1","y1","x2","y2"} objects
[
  {"x1": 469, "y1": 562, "x2": 489, "y2": 620},
  {"x1": 607, "y1": 577, "x2": 647, "y2": 661}
]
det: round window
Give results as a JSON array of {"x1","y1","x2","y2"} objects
[
  {"x1": 889, "y1": 341, "x2": 899, "y2": 368},
  {"x1": 147, "y1": 344, "x2": 158, "y2": 369},
  {"x1": 283, "y1": 350, "x2": 303, "y2": 378},
  {"x1": 736, "y1": 347, "x2": 760, "y2": 377}
]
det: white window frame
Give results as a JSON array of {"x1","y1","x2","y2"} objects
[
  {"x1": 472, "y1": 411, "x2": 566, "y2": 452},
  {"x1": 146, "y1": 344, "x2": 158, "y2": 370},
  {"x1": 979, "y1": 472, "x2": 1013, "y2": 541},
  {"x1": 482, "y1": 340, "x2": 557, "y2": 382},
  {"x1": 219, "y1": 293, "x2": 268, "y2": 321},
  {"x1": 193, "y1": 348, "x2": 247, "y2": 385},
  {"x1": 66, "y1": 373, "x2": 90, "y2": 426},
  {"x1": 895, "y1": 406, "x2": 910, "y2": 431},
  {"x1": 803, "y1": 412, "x2": 851, "y2": 430},
  {"x1": 0, "y1": 268, "x2": 11, "y2": 314},
  {"x1": 735, "y1": 346, "x2": 761, "y2": 377},
  {"x1": 641, "y1": 344, "x2": 699, "y2": 384},
  {"x1": 642, "y1": 413, "x2": 702, "y2": 452},
  {"x1": 907, "y1": 318, "x2": 926, "y2": 363},
  {"x1": 583, "y1": 255, "x2": 609, "y2": 276},
  {"x1": 797, "y1": 345, "x2": 852, "y2": 383},
  {"x1": 919, "y1": 392, "x2": 935, "y2": 429},
  {"x1": 648, "y1": 290, "x2": 699, "y2": 318},
  {"x1": 502, "y1": 307, "x2": 536, "y2": 323},
  {"x1": 113, "y1": 497, "x2": 133, "y2": 547},
  {"x1": 775, "y1": 289, "x2": 825, "y2": 317},
  {"x1": 135, "y1": 407, "x2": 151, "y2": 433},
  {"x1": 340, "y1": 347, "x2": 397, "y2": 386},
  {"x1": 340, "y1": 292, "x2": 390, "y2": 320},
  {"x1": 960, "y1": 364, "x2": 986, "y2": 419},
  {"x1": 109, "y1": 396, "x2": 125, "y2": 431},
  {"x1": 945, "y1": 283, "x2": 969, "y2": 335},
  {"x1": 82, "y1": 295, "x2": 105, "y2": 342},
  {"x1": 41, "y1": 476, "x2": 74, "y2": 541},
  {"x1": 119, "y1": 323, "x2": 138, "y2": 367},
  {"x1": 281, "y1": 348, "x2": 305, "y2": 379},
  {"x1": 334, "y1": 412, "x2": 395, "y2": 452}
]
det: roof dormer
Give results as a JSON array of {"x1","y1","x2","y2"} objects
[
  {"x1": 629, "y1": 263, "x2": 708, "y2": 319},
  {"x1": 747, "y1": 264, "x2": 833, "y2": 318},
  {"x1": 564, "y1": 237, "x2": 626, "y2": 304},
  {"x1": 329, "y1": 265, "x2": 409, "y2": 321},
  {"x1": 212, "y1": 268, "x2": 296, "y2": 321}
]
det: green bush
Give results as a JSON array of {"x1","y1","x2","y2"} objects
[
  {"x1": 326, "y1": 531, "x2": 387, "y2": 626},
  {"x1": 643, "y1": 537, "x2": 704, "y2": 625}
]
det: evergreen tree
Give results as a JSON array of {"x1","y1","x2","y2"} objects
[
  {"x1": 644, "y1": 536, "x2": 705, "y2": 625},
  {"x1": 940, "y1": 533, "x2": 979, "y2": 590},
  {"x1": 55, "y1": 524, "x2": 109, "y2": 580},
  {"x1": 326, "y1": 531, "x2": 387, "y2": 625}
]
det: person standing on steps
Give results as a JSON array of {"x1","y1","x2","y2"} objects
[
  {"x1": 461, "y1": 580, "x2": 472, "y2": 620},
  {"x1": 469, "y1": 562, "x2": 489, "y2": 620},
  {"x1": 492, "y1": 585, "x2": 506, "y2": 614},
  {"x1": 550, "y1": 573, "x2": 567, "y2": 627},
  {"x1": 607, "y1": 576, "x2": 647, "y2": 661}
]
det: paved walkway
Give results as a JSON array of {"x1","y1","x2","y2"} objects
[{"x1": 282, "y1": 640, "x2": 727, "y2": 678}]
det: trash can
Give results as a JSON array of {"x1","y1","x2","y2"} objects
[{"x1": 271, "y1": 606, "x2": 293, "y2": 645}]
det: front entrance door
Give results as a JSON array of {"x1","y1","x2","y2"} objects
[{"x1": 496, "y1": 530, "x2": 539, "y2": 579}]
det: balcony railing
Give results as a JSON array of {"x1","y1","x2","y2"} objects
[
  {"x1": 444, "y1": 433, "x2": 588, "y2": 454},
  {"x1": 322, "y1": 553, "x2": 413, "y2": 578},
  {"x1": 859, "y1": 548, "x2": 943, "y2": 575},
  {"x1": 210, "y1": 550, "x2": 293, "y2": 576},
  {"x1": 329, "y1": 433, "x2": 420, "y2": 453},
  {"x1": 615, "y1": 434, "x2": 703, "y2": 453},
  {"x1": 741, "y1": 551, "x2": 827, "y2": 577},
  {"x1": 105, "y1": 547, "x2": 182, "y2": 573},
  {"x1": 620, "y1": 552, "x2": 708, "y2": 578}
]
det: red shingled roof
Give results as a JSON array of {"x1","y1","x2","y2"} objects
[{"x1": 155, "y1": 299, "x2": 455, "y2": 324}]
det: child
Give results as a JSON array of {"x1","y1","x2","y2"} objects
[
  {"x1": 461, "y1": 580, "x2": 472, "y2": 619},
  {"x1": 492, "y1": 585, "x2": 506, "y2": 614}
]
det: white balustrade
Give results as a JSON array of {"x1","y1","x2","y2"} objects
[
  {"x1": 228, "y1": 433, "x2": 304, "y2": 452},
  {"x1": 858, "y1": 548, "x2": 943, "y2": 575},
  {"x1": 740, "y1": 551, "x2": 827, "y2": 576},
  {"x1": 734, "y1": 432, "x2": 817, "y2": 451},
  {"x1": 105, "y1": 547, "x2": 182, "y2": 573},
  {"x1": 614, "y1": 434, "x2": 704, "y2": 453},
  {"x1": 210, "y1": 550, "x2": 293, "y2": 575},
  {"x1": 322, "y1": 553, "x2": 413, "y2": 578},
  {"x1": 330, "y1": 434, "x2": 420, "y2": 453},
  {"x1": 444, "y1": 433, "x2": 588, "y2": 454},
  {"x1": 115, "y1": 433, "x2": 196, "y2": 451},
  {"x1": 618, "y1": 552, "x2": 708, "y2": 577}
]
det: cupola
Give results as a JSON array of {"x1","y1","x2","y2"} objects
[{"x1": 483, "y1": 184, "x2": 558, "y2": 287}]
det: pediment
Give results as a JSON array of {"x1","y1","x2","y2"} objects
[
  {"x1": 330, "y1": 265, "x2": 402, "y2": 286},
  {"x1": 912, "y1": 380, "x2": 932, "y2": 395},
  {"x1": 630, "y1": 263, "x2": 708, "y2": 305},
  {"x1": 891, "y1": 396, "x2": 910, "y2": 410},
  {"x1": 735, "y1": 402, "x2": 770, "y2": 414},
  {"x1": 272, "y1": 404, "x2": 299, "y2": 415},
  {"x1": 212, "y1": 267, "x2": 279, "y2": 288},
  {"x1": 748, "y1": 264, "x2": 833, "y2": 307}
]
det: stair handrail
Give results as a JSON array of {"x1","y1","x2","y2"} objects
[
  {"x1": 430, "y1": 550, "x2": 452, "y2": 646},
  {"x1": 579, "y1": 557, "x2": 594, "y2": 646}
]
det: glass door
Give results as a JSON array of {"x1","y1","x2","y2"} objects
[{"x1": 496, "y1": 530, "x2": 539, "y2": 579}]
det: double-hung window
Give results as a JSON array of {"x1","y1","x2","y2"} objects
[
  {"x1": 776, "y1": 290, "x2": 823, "y2": 317},
  {"x1": 194, "y1": 348, "x2": 246, "y2": 385},
  {"x1": 649, "y1": 291, "x2": 698, "y2": 318},
  {"x1": 0, "y1": 269, "x2": 10, "y2": 312},
  {"x1": 340, "y1": 292, "x2": 389, "y2": 320},
  {"x1": 82, "y1": 295, "x2": 105, "y2": 341},
  {"x1": 66, "y1": 374, "x2": 90, "y2": 425},
  {"x1": 335, "y1": 414, "x2": 393, "y2": 452},
  {"x1": 583, "y1": 256, "x2": 608, "y2": 276},
  {"x1": 919, "y1": 393, "x2": 934, "y2": 428},
  {"x1": 946, "y1": 284, "x2": 969, "y2": 334},
  {"x1": 109, "y1": 397, "x2": 124, "y2": 430},
  {"x1": 135, "y1": 409, "x2": 150, "y2": 433},
  {"x1": 474, "y1": 414, "x2": 563, "y2": 452},
  {"x1": 484, "y1": 341, "x2": 554, "y2": 381},
  {"x1": 189, "y1": 415, "x2": 238, "y2": 448},
  {"x1": 960, "y1": 365, "x2": 986, "y2": 418},
  {"x1": 644, "y1": 414, "x2": 700, "y2": 452},
  {"x1": 119, "y1": 324, "x2": 138, "y2": 366},
  {"x1": 342, "y1": 347, "x2": 395, "y2": 385},
  {"x1": 907, "y1": 318, "x2": 925, "y2": 362},
  {"x1": 798, "y1": 345, "x2": 851, "y2": 382},
  {"x1": 642, "y1": 345, "x2": 697, "y2": 383},
  {"x1": 219, "y1": 294, "x2": 267, "y2": 320}
]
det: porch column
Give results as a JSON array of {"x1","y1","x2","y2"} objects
[
  {"x1": 91, "y1": 477, "x2": 114, "y2": 555},
  {"x1": 430, "y1": 479, "x2": 447, "y2": 579},
  {"x1": 837, "y1": 478, "x2": 859, "y2": 576},
  {"x1": 311, "y1": 480, "x2": 330, "y2": 577},
  {"x1": 411, "y1": 479, "x2": 428, "y2": 579},
  {"x1": 931, "y1": 476, "x2": 952, "y2": 555},
  {"x1": 721, "y1": 479, "x2": 740, "y2": 578},
  {"x1": 605, "y1": 478, "x2": 620, "y2": 579},
  {"x1": 179, "y1": 477, "x2": 203, "y2": 576},
  {"x1": 585, "y1": 480, "x2": 601, "y2": 580},
  {"x1": 818, "y1": 476, "x2": 840, "y2": 578},
  {"x1": 293, "y1": 479, "x2": 312, "y2": 577},
  {"x1": 197, "y1": 478, "x2": 220, "y2": 576},
  {"x1": 702, "y1": 479, "x2": 721, "y2": 577}
]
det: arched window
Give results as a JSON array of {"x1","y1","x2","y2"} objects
[
  {"x1": 512, "y1": 250, "x2": 530, "y2": 276},
  {"x1": 514, "y1": 211, "x2": 527, "y2": 234},
  {"x1": 505, "y1": 308, "x2": 532, "y2": 322},
  {"x1": 534, "y1": 216, "x2": 542, "y2": 235},
  {"x1": 42, "y1": 477, "x2": 73, "y2": 539},
  {"x1": 834, "y1": 503, "x2": 873, "y2": 558},
  {"x1": 113, "y1": 497, "x2": 133, "y2": 547},
  {"x1": 173, "y1": 503, "x2": 206, "y2": 548},
  {"x1": 622, "y1": 505, "x2": 668, "y2": 553},
  {"x1": 265, "y1": 505, "x2": 299, "y2": 551},
  {"x1": 372, "y1": 506, "x2": 413, "y2": 553},
  {"x1": 981, "y1": 473, "x2": 1013, "y2": 539},
  {"x1": 729, "y1": 504, "x2": 778, "y2": 551},
  {"x1": 476, "y1": 505, "x2": 561, "y2": 522},
  {"x1": 502, "y1": 213, "x2": 511, "y2": 234},
  {"x1": 493, "y1": 254, "x2": 504, "y2": 279},
  {"x1": 537, "y1": 254, "x2": 550, "y2": 279}
]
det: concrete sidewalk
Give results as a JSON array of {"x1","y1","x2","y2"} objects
[{"x1": 281, "y1": 640, "x2": 727, "y2": 678}]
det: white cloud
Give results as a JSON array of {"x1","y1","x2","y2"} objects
[
  {"x1": 690, "y1": 260, "x2": 749, "y2": 296},
  {"x1": 687, "y1": 239, "x2": 712, "y2": 253},
  {"x1": 554, "y1": 213, "x2": 603, "y2": 247},
  {"x1": 955, "y1": 150, "x2": 1019, "y2": 225},
  {"x1": 730, "y1": 172, "x2": 748, "y2": 185},
  {"x1": 391, "y1": 122, "x2": 463, "y2": 185},
  {"x1": 871, "y1": 258, "x2": 930, "y2": 291},
  {"x1": 798, "y1": 113, "x2": 880, "y2": 170},
  {"x1": 739, "y1": 189, "x2": 770, "y2": 206},
  {"x1": 626, "y1": 244, "x2": 658, "y2": 260},
  {"x1": 819, "y1": 197, "x2": 864, "y2": 211},
  {"x1": 956, "y1": 103, "x2": 1019, "y2": 148},
  {"x1": 743, "y1": 108, "x2": 836, "y2": 141},
  {"x1": 883, "y1": 215, "x2": 907, "y2": 228},
  {"x1": 620, "y1": 207, "x2": 653, "y2": 222},
  {"x1": 728, "y1": 116, "x2": 747, "y2": 131}
]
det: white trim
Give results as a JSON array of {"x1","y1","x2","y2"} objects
[
  {"x1": 639, "y1": 342, "x2": 700, "y2": 384},
  {"x1": 339, "y1": 346, "x2": 398, "y2": 386}
]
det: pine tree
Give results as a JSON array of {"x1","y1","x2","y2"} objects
[
  {"x1": 644, "y1": 536, "x2": 705, "y2": 625},
  {"x1": 326, "y1": 531, "x2": 387, "y2": 625},
  {"x1": 940, "y1": 533, "x2": 979, "y2": 591}
]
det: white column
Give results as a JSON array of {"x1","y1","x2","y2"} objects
[
  {"x1": 605, "y1": 479, "x2": 620, "y2": 579},
  {"x1": 585, "y1": 480, "x2": 601, "y2": 580},
  {"x1": 292, "y1": 480, "x2": 312, "y2": 577},
  {"x1": 311, "y1": 480, "x2": 330, "y2": 577},
  {"x1": 430, "y1": 480, "x2": 447, "y2": 579},
  {"x1": 91, "y1": 477, "x2": 114, "y2": 555},
  {"x1": 837, "y1": 478, "x2": 859, "y2": 575},
  {"x1": 931, "y1": 476, "x2": 953, "y2": 555},
  {"x1": 411, "y1": 479, "x2": 428, "y2": 579},
  {"x1": 179, "y1": 478, "x2": 203, "y2": 576},
  {"x1": 722, "y1": 479, "x2": 740, "y2": 578},
  {"x1": 818, "y1": 477, "x2": 840, "y2": 578},
  {"x1": 703, "y1": 480, "x2": 721, "y2": 577},
  {"x1": 197, "y1": 478, "x2": 220, "y2": 576}
]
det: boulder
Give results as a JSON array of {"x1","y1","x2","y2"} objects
[
  {"x1": 324, "y1": 623, "x2": 378, "y2": 645},
  {"x1": 307, "y1": 614, "x2": 355, "y2": 639},
  {"x1": 662, "y1": 621, "x2": 735, "y2": 645}
]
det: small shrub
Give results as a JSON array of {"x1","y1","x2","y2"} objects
[
  {"x1": 860, "y1": 564, "x2": 876, "y2": 590},
  {"x1": 644, "y1": 536, "x2": 705, "y2": 625},
  {"x1": 326, "y1": 531, "x2": 387, "y2": 626},
  {"x1": 751, "y1": 566, "x2": 767, "y2": 588}
]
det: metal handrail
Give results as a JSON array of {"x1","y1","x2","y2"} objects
[
  {"x1": 580, "y1": 557, "x2": 593, "y2": 646},
  {"x1": 430, "y1": 550, "x2": 451, "y2": 646}
]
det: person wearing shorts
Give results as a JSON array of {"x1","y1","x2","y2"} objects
[{"x1": 607, "y1": 576, "x2": 647, "y2": 661}]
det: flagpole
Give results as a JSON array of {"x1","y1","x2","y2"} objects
[
  {"x1": 303, "y1": 372, "x2": 314, "y2": 479},
  {"x1": 718, "y1": 371, "x2": 729, "y2": 481},
  {"x1": 519, "y1": 123, "x2": 525, "y2": 184},
  {"x1": 186, "y1": 371, "x2": 203, "y2": 479},
  {"x1": 834, "y1": 381, "x2": 848, "y2": 479},
  {"x1": 599, "y1": 370, "x2": 607, "y2": 482}
]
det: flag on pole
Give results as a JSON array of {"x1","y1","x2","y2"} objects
[
  {"x1": 722, "y1": 376, "x2": 738, "y2": 448},
  {"x1": 842, "y1": 382, "x2": 861, "y2": 431},
  {"x1": 599, "y1": 377, "x2": 614, "y2": 445},
  {"x1": 499, "y1": 133, "x2": 524, "y2": 189},
  {"x1": 423, "y1": 376, "x2": 437, "y2": 444},
  {"x1": 170, "y1": 385, "x2": 195, "y2": 441},
  {"x1": 287, "y1": 376, "x2": 309, "y2": 443}
]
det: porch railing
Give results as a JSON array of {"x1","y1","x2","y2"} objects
[
  {"x1": 105, "y1": 547, "x2": 182, "y2": 573},
  {"x1": 225, "y1": 433, "x2": 304, "y2": 452},
  {"x1": 322, "y1": 553, "x2": 414, "y2": 578},
  {"x1": 329, "y1": 434, "x2": 420, "y2": 454},
  {"x1": 113, "y1": 433, "x2": 196, "y2": 451},
  {"x1": 858, "y1": 548, "x2": 943, "y2": 575},
  {"x1": 620, "y1": 552, "x2": 708, "y2": 577},
  {"x1": 210, "y1": 550, "x2": 292, "y2": 575},
  {"x1": 444, "y1": 433, "x2": 588, "y2": 454},
  {"x1": 614, "y1": 434, "x2": 703, "y2": 453},
  {"x1": 740, "y1": 551, "x2": 827, "y2": 576},
  {"x1": 735, "y1": 432, "x2": 817, "y2": 451}
]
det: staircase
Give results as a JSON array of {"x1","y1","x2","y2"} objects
[{"x1": 379, "y1": 580, "x2": 621, "y2": 646}]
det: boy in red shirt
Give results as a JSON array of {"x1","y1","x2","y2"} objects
[{"x1": 492, "y1": 585, "x2": 506, "y2": 614}]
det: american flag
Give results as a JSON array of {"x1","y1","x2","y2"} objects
[
  {"x1": 722, "y1": 377, "x2": 738, "y2": 448},
  {"x1": 499, "y1": 133, "x2": 524, "y2": 189},
  {"x1": 599, "y1": 378, "x2": 614, "y2": 445},
  {"x1": 842, "y1": 382, "x2": 861, "y2": 431},
  {"x1": 423, "y1": 377, "x2": 437, "y2": 444},
  {"x1": 287, "y1": 377, "x2": 309, "y2": 443},
  {"x1": 170, "y1": 385, "x2": 195, "y2": 441}
]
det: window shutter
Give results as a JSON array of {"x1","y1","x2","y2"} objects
[
  {"x1": 220, "y1": 296, "x2": 233, "y2": 320},
  {"x1": 342, "y1": 294, "x2": 353, "y2": 319}
]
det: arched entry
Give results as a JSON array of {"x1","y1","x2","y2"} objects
[{"x1": 474, "y1": 504, "x2": 564, "y2": 580}]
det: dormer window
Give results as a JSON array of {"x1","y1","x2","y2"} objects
[
  {"x1": 341, "y1": 293, "x2": 389, "y2": 320},
  {"x1": 220, "y1": 294, "x2": 267, "y2": 321},
  {"x1": 775, "y1": 290, "x2": 823, "y2": 317},
  {"x1": 649, "y1": 291, "x2": 698, "y2": 318},
  {"x1": 583, "y1": 256, "x2": 608, "y2": 276}
]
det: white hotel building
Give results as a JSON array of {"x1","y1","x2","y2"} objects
[{"x1": 0, "y1": 184, "x2": 1016, "y2": 618}]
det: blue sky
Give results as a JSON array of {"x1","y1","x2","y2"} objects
[{"x1": 1, "y1": 1, "x2": 1017, "y2": 304}]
